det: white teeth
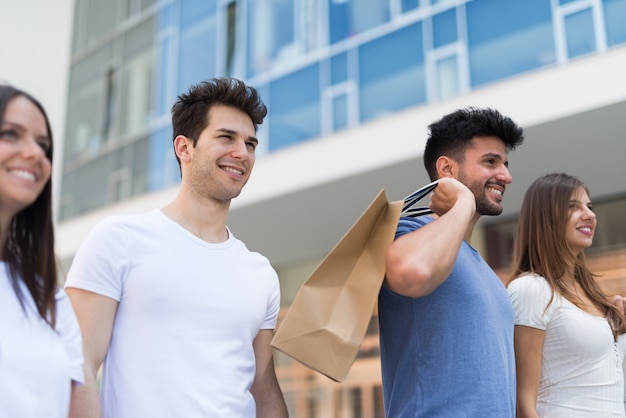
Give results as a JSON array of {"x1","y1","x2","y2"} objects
[
  {"x1": 578, "y1": 227, "x2": 591, "y2": 233},
  {"x1": 487, "y1": 187, "x2": 502, "y2": 196},
  {"x1": 223, "y1": 167, "x2": 243, "y2": 175},
  {"x1": 10, "y1": 169, "x2": 36, "y2": 182}
]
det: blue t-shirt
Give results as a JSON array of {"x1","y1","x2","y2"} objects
[{"x1": 378, "y1": 216, "x2": 515, "y2": 418}]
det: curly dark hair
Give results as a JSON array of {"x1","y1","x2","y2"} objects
[{"x1": 424, "y1": 107, "x2": 524, "y2": 181}]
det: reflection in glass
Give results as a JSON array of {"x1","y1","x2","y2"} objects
[
  {"x1": 329, "y1": 0, "x2": 390, "y2": 44},
  {"x1": 247, "y1": 0, "x2": 296, "y2": 77},
  {"x1": 269, "y1": 65, "x2": 321, "y2": 151},
  {"x1": 149, "y1": 126, "x2": 179, "y2": 192},
  {"x1": 603, "y1": 0, "x2": 626, "y2": 45},
  {"x1": 402, "y1": 0, "x2": 419, "y2": 12},
  {"x1": 178, "y1": 17, "x2": 217, "y2": 94},
  {"x1": 121, "y1": 50, "x2": 153, "y2": 136},
  {"x1": 359, "y1": 23, "x2": 426, "y2": 122},
  {"x1": 331, "y1": 52, "x2": 348, "y2": 85},
  {"x1": 437, "y1": 55, "x2": 459, "y2": 100},
  {"x1": 467, "y1": 0, "x2": 555, "y2": 87},
  {"x1": 433, "y1": 8, "x2": 457, "y2": 48},
  {"x1": 564, "y1": 8, "x2": 596, "y2": 59},
  {"x1": 333, "y1": 94, "x2": 349, "y2": 131},
  {"x1": 66, "y1": 79, "x2": 100, "y2": 161}
]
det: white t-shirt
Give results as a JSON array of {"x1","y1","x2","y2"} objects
[
  {"x1": 65, "y1": 209, "x2": 281, "y2": 418},
  {"x1": 508, "y1": 274, "x2": 626, "y2": 417},
  {"x1": 0, "y1": 262, "x2": 84, "y2": 418}
]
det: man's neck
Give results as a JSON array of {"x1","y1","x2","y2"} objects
[{"x1": 161, "y1": 192, "x2": 230, "y2": 243}]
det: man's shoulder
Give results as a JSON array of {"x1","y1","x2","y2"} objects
[
  {"x1": 95, "y1": 209, "x2": 161, "y2": 229},
  {"x1": 396, "y1": 215, "x2": 433, "y2": 237}
]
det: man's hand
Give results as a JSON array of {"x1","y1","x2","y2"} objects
[{"x1": 429, "y1": 177, "x2": 475, "y2": 217}]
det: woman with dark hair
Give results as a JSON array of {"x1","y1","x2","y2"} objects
[
  {"x1": 508, "y1": 173, "x2": 626, "y2": 417},
  {"x1": 0, "y1": 85, "x2": 83, "y2": 417}
]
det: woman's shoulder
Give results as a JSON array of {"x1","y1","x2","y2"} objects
[{"x1": 508, "y1": 273, "x2": 553, "y2": 301}]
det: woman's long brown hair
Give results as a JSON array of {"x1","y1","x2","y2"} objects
[
  {"x1": 0, "y1": 85, "x2": 57, "y2": 328},
  {"x1": 509, "y1": 173, "x2": 626, "y2": 341}
]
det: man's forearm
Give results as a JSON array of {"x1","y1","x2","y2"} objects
[
  {"x1": 255, "y1": 389, "x2": 288, "y2": 418},
  {"x1": 69, "y1": 373, "x2": 102, "y2": 418}
]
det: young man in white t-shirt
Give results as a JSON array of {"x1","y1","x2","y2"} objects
[{"x1": 65, "y1": 78, "x2": 288, "y2": 418}]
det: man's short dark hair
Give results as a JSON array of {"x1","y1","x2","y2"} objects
[
  {"x1": 423, "y1": 107, "x2": 524, "y2": 181},
  {"x1": 171, "y1": 77, "x2": 267, "y2": 168}
]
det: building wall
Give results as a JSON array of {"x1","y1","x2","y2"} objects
[
  {"x1": 0, "y1": 0, "x2": 75, "y2": 215},
  {"x1": 57, "y1": 0, "x2": 626, "y2": 222}
]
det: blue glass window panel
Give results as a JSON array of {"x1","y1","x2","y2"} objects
[
  {"x1": 333, "y1": 94, "x2": 349, "y2": 131},
  {"x1": 437, "y1": 55, "x2": 459, "y2": 99},
  {"x1": 148, "y1": 126, "x2": 179, "y2": 191},
  {"x1": 180, "y1": 0, "x2": 217, "y2": 27},
  {"x1": 564, "y1": 9, "x2": 596, "y2": 58},
  {"x1": 156, "y1": 36, "x2": 173, "y2": 116},
  {"x1": 433, "y1": 8, "x2": 458, "y2": 48},
  {"x1": 247, "y1": 0, "x2": 295, "y2": 78},
  {"x1": 559, "y1": 0, "x2": 578, "y2": 4},
  {"x1": 359, "y1": 23, "x2": 426, "y2": 122},
  {"x1": 158, "y1": 3, "x2": 174, "y2": 30},
  {"x1": 178, "y1": 17, "x2": 217, "y2": 94},
  {"x1": 402, "y1": 0, "x2": 419, "y2": 13},
  {"x1": 331, "y1": 52, "x2": 348, "y2": 84},
  {"x1": 269, "y1": 65, "x2": 321, "y2": 151},
  {"x1": 603, "y1": 0, "x2": 626, "y2": 46},
  {"x1": 467, "y1": 0, "x2": 556, "y2": 87},
  {"x1": 329, "y1": 0, "x2": 391, "y2": 44}
]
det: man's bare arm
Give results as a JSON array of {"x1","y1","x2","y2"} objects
[
  {"x1": 250, "y1": 329, "x2": 288, "y2": 418},
  {"x1": 385, "y1": 177, "x2": 476, "y2": 298},
  {"x1": 67, "y1": 288, "x2": 119, "y2": 418}
]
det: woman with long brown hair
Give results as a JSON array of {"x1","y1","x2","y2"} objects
[
  {"x1": 508, "y1": 172, "x2": 626, "y2": 417},
  {"x1": 0, "y1": 85, "x2": 83, "y2": 417}
]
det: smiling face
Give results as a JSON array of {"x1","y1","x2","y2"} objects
[
  {"x1": 0, "y1": 95, "x2": 52, "y2": 218},
  {"x1": 565, "y1": 187, "x2": 596, "y2": 256},
  {"x1": 455, "y1": 136, "x2": 512, "y2": 216},
  {"x1": 181, "y1": 104, "x2": 257, "y2": 203}
]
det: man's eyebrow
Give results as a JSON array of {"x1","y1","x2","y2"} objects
[
  {"x1": 481, "y1": 152, "x2": 509, "y2": 166},
  {"x1": 481, "y1": 152, "x2": 504, "y2": 159},
  {"x1": 216, "y1": 127, "x2": 258, "y2": 144}
]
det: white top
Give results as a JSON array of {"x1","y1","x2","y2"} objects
[
  {"x1": 0, "y1": 262, "x2": 84, "y2": 418},
  {"x1": 508, "y1": 274, "x2": 626, "y2": 417},
  {"x1": 65, "y1": 209, "x2": 281, "y2": 418}
]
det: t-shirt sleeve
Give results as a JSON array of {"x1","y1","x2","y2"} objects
[
  {"x1": 507, "y1": 275, "x2": 553, "y2": 330},
  {"x1": 55, "y1": 288, "x2": 85, "y2": 385},
  {"x1": 395, "y1": 216, "x2": 430, "y2": 239},
  {"x1": 260, "y1": 272, "x2": 281, "y2": 330},
  {"x1": 64, "y1": 217, "x2": 129, "y2": 302}
]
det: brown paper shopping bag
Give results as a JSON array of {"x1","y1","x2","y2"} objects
[{"x1": 271, "y1": 181, "x2": 438, "y2": 382}]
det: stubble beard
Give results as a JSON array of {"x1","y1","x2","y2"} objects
[
  {"x1": 459, "y1": 174, "x2": 504, "y2": 217},
  {"x1": 475, "y1": 192, "x2": 503, "y2": 216}
]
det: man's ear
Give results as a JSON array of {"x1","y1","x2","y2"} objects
[
  {"x1": 174, "y1": 135, "x2": 192, "y2": 162},
  {"x1": 436, "y1": 156, "x2": 456, "y2": 179}
]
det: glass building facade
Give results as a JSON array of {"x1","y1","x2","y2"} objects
[
  {"x1": 61, "y1": 0, "x2": 626, "y2": 220},
  {"x1": 61, "y1": 1, "x2": 626, "y2": 416}
]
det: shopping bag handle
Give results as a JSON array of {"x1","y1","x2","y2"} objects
[{"x1": 401, "y1": 180, "x2": 439, "y2": 217}]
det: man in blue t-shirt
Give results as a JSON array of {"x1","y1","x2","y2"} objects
[{"x1": 378, "y1": 107, "x2": 524, "y2": 417}]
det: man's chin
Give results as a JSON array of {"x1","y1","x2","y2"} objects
[{"x1": 477, "y1": 201, "x2": 503, "y2": 216}]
